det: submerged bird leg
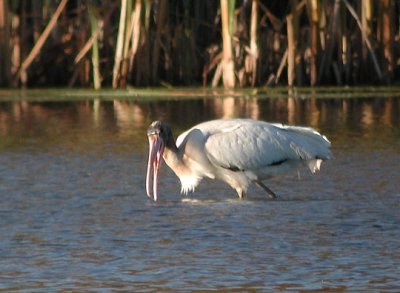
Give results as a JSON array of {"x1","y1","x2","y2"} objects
[{"x1": 255, "y1": 181, "x2": 277, "y2": 199}]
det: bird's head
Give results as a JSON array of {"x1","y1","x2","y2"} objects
[{"x1": 146, "y1": 121, "x2": 172, "y2": 201}]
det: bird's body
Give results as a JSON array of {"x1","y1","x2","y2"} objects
[{"x1": 146, "y1": 119, "x2": 332, "y2": 201}]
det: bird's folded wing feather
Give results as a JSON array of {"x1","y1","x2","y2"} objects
[{"x1": 202, "y1": 120, "x2": 331, "y2": 171}]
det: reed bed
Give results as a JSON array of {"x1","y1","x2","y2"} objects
[{"x1": 0, "y1": 0, "x2": 398, "y2": 88}]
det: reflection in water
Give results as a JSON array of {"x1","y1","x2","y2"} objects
[
  {"x1": 0, "y1": 95, "x2": 399, "y2": 291},
  {"x1": 0, "y1": 96, "x2": 399, "y2": 149},
  {"x1": 113, "y1": 101, "x2": 146, "y2": 138}
]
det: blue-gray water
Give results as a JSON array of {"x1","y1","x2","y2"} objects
[{"x1": 0, "y1": 95, "x2": 399, "y2": 291}]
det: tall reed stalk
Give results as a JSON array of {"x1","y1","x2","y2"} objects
[
  {"x1": 245, "y1": 0, "x2": 258, "y2": 86},
  {"x1": 220, "y1": 0, "x2": 236, "y2": 88},
  {"x1": 113, "y1": 0, "x2": 128, "y2": 88},
  {"x1": 381, "y1": 0, "x2": 394, "y2": 82},
  {"x1": 361, "y1": 0, "x2": 372, "y2": 60},
  {"x1": 287, "y1": 0, "x2": 306, "y2": 86},
  {"x1": 307, "y1": 0, "x2": 319, "y2": 85},
  {"x1": 128, "y1": 0, "x2": 142, "y2": 78},
  {"x1": 0, "y1": 0, "x2": 11, "y2": 86},
  {"x1": 88, "y1": 4, "x2": 101, "y2": 89}
]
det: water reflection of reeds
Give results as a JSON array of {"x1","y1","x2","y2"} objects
[{"x1": 0, "y1": 97, "x2": 399, "y2": 151}]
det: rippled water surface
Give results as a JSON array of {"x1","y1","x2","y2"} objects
[{"x1": 0, "y1": 91, "x2": 399, "y2": 291}]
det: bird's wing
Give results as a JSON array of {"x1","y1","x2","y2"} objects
[
  {"x1": 201, "y1": 119, "x2": 331, "y2": 171},
  {"x1": 176, "y1": 128, "x2": 191, "y2": 148}
]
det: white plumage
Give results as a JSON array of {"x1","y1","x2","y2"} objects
[{"x1": 146, "y1": 119, "x2": 332, "y2": 201}]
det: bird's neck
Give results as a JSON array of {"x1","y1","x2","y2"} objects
[
  {"x1": 163, "y1": 143, "x2": 202, "y2": 194},
  {"x1": 163, "y1": 143, "x2": 188, "y2": 176},
  {"x1": 163, "y1": 142, "x2": 180, "y2": 166},
  {"x1": 162, "y1": 132, "x2": 192, "y2": 177}
]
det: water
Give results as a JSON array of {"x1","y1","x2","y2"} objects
[{"x1": 0, "y1": 93, "x2": 399, "y2": 291}]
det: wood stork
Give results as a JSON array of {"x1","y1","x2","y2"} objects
[{"x1": 146, "y1": 119, "x2": 332, "y2": 201}]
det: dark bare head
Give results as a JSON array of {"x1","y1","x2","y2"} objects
[{"x1": 147, "y1": 121, "x2": 175, "y2": 147}]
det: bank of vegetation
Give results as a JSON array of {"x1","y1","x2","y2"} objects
[{"x1": 0, "y1": 0, "x2": 399, "y2": 89}]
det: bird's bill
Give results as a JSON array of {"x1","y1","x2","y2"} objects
[{"x1": 146, "y1": 134, "x2": 164, "y2": 201}]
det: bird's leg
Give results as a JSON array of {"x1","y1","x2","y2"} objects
[
  {"x1": 236, "y1": 188, "x2": 246, "y2": 199},
  {"x1": 255, "y1": 181, "x2": 277, "y2": 199}
]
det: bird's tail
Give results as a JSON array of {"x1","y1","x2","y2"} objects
[
  {"x1": 306, "y1": 158, "x2": 323, "y2": 173},
  {"x1": 277, "y1": 124, "x2": 332, "y2": 161}
]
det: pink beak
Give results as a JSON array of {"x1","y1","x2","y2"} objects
[{"x1": 146, "y1": 134, "x2": 165, "y2": 201}]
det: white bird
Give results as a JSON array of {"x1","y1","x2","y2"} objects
[{"x1": 146, "y1": 119, "x2": 332, "y2": 201}]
